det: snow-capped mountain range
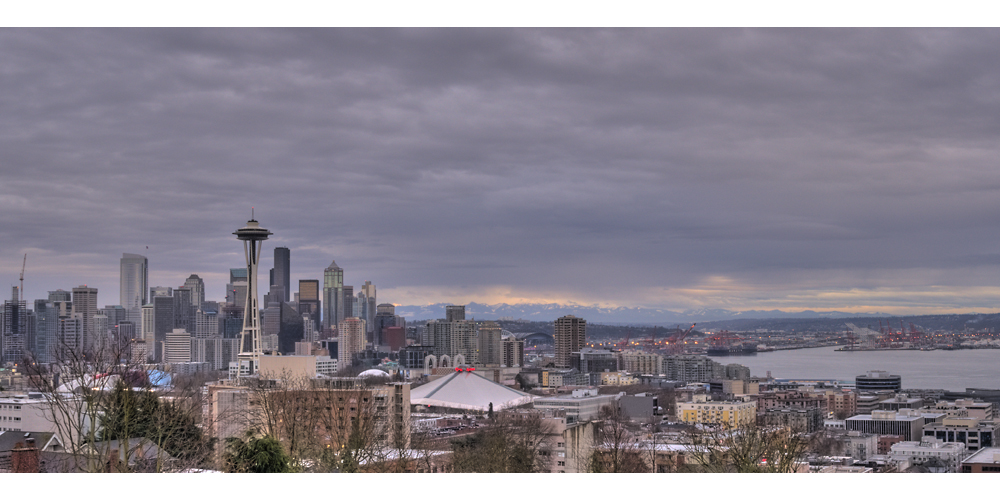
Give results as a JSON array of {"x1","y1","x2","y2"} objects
[{"x1": 393, "y1": 302, "x2": 888, "y2": 324}]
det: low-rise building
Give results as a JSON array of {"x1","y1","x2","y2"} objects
[
  {"x1": 533, "y1": 389, "x2": 619, "y2": 424},
  {"x1": 600, "y1": 371, "x2": 638, "y2": 386},
  {"x1": 677, "y1": 394, "x2": 756, "y2": 429},
  {"x1": 844, "y1": 431, "x2": 879, "y2": 460},
  {"x1": 961, "y1": 447, "x2": 1000, "y2": 473},
  {"x1": 763, "y1": 407, "x2": 824, "y2": 433},
  {"x1": 889, "y1": 437, "x2": 966, "y2": 473},
  {"x1": 846, "y1": 410, "x2": 924, "y2": 441},
  {"x1": 922, "y1": 416, "x2": 997, "y2": 451}
]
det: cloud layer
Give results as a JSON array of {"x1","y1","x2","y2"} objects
[{"x1": 3, "y1": 29, "x2": 1000, "y2": 315}]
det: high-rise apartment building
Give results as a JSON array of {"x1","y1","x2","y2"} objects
[
  {"x1": 477, "y1": 321, "x2": 503, "y2": 366},
  {"x1": 337, "y1": 317, "x2": 366, "y2": 369},
  {"x1": 72, "y1": 286, "x2": 98, "y2": 353},
  {"x1": 120, "y1": 253, "x2": 148, "y2": 310},
  {"x1": 2, "y1": 286, "x2": 27, "y2": 364},
  {"x1": 183, "y1": 274, "x2": 205, "y2": 309},
  {"x1": 323, "y1": 261, "x2": 344, "y2": 332},
  {"x1": 446, "y1": 305, "x2": 466, "y2": 322},
  {"x1": 425, "y1": 318, "x2": 477, "y2": 365},
  {"x1": 554, "y1": 315, "x2": 586, "y2": 368},
  {"x1": 272, "y1": 247, "x2": 290, "y2": 303}
]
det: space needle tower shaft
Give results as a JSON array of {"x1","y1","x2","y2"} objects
[{"x1": 233, "y1": 211, "x2": 272, "y2": 377}]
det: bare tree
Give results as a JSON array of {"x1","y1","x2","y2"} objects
[
  {"x1": 588, "y1": 404, "x2": 649, "y2": 473},
  {"x1": 685, "y1": 424, "x2": 808, "y2": 473},
  {"x1": 451, "y1": 409, "x2": 553, "y2": 473},
  {"x1": 23, "y1": 335, "x2": 213, "y2": 472}
]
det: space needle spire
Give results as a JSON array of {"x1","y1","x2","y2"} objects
[{"x1": 233, "y1": 210, "x2": 272, "y2": 377}]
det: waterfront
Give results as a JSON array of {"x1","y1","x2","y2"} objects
[{"x1": 722, "y1": 346, "x2": 1000, "y2": 391}]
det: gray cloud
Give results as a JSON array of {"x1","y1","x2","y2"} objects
[{"x1": 3, "y1": 28, "x2": 1000, "y2": 314}]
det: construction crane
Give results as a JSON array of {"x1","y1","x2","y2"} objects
[
  {"x1": 19, "y1": 253, "x2": 26, "y2": 302},
  {"x1": 665, "y1": 323, "x2": 696, "y2": 354}
]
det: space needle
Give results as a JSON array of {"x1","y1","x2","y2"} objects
[{"x1": 234, "y1": 210, "x2": 272, "y2": 377}]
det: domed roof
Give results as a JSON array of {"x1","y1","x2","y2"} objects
[{"x1": 358, "y1": 368, "x2": 390, "y2": 378}]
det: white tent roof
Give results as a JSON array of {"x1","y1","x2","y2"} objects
[{"x1": 410, "y1": 370, "x2": 535, "y2": 412}]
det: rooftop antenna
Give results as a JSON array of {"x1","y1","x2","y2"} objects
[
  {"x1": 19, "y1": 253, "x2": 26, "y2": 302},
  {"x1": 252, "y1": 206, "x2": 255, "y2": 220}
]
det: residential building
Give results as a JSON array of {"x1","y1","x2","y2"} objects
[
  {"x1": 477, "y1": 321, "x2": 502, "y2": 366},
  {"x1": 337, "y1": 317, "x2": 366, "y2": 369},
  {"x1": 618, "y1": 350, "x2": 662, "y2": 375},
  {"x1": 502, "y1": 335, "x2": 524, "y2": 368},
  {"x1": 554, "y1": 315, "x2": 586, "y2": 369},
  {"x1": 71, "y1": 286, "x2": 98, "y2": 353},
  {"x1": 763, "y1": 407, "x2": 824, "y2": 433},
  {"x1": 676, "y1": 395, "x2": 757, "y2": 429},
  {"x1": 662, "y1": 355, "x2": 725, "y2": 382}
]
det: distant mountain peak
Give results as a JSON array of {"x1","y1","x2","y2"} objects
[{"x1": 392, "y1": 302, "x2": 887, "y2": 324}]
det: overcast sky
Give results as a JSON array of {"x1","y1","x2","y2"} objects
[{"x1": 4, "y1": 28, "x2": 1000, "y2": 315}]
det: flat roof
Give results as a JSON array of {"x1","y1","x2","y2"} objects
[{"x1": 962, "y1": 447, "x2": 1000, "y2": 464}]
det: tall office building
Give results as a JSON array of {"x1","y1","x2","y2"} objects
[
  {"x1": 183, "y1": 275, "x2": 205, "y2": 309},
  {"x1": 323, "y1": 260, "x2": 344, "y2": 332},
  {"x1": 554, "y1": 315, "x2": 586, "y2": 368},
  {"x1": 33, "y1": 299, "x2": 57, "y2": 363},
  {"x1": 120, "y1": 253, "x2": 148, "y2": 310},
  {"x1": 298, "y1": 279, "x2": 321, "y2": 334},
  {"x1": 227, "y1": 268, "x2": 248, "y2": 308},
  {"x1": 361, "y1": 281, "x2": 376, "y2": 332},
  {"x1": 72, "y1": 286, "x2": 98, "y2": 353},
  {"x1": 343, "y1": 285, "x2": 355, "y2": 319},
  {"x1": 372, "y1": 303, "x2": 397, "y2": 347},
  {"x1": 337, "y1": 317, "x2": 366, "y2": 369},
  {"x1": 151, "y1": 294, "x2": 174, "y2": 362},
  {"x1": 272, "y1": 247, "x2": 290, "y2": 303}
]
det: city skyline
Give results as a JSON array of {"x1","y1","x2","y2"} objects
[{"x1": 6, "y1": 29, "x2": 1000, "y2": 316}]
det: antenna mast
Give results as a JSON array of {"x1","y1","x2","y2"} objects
[{"x1": 19, "y1": 253, "x2": 26, "y2": 302}]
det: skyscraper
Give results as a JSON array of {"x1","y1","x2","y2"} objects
[
  {"x1": 2, "y1": 286, "x2": 26, "y2": 364},
  {"x1": 183, "y1": 274, "x2": 205, "y2": 309},
  {"x1": 343, "y1": 285, "x2": 355, "y2": 318},
  {"x1": 298, "y1": 279, "x2": 321, "y2": 334},
  {"x1": 323, "y1": 260, "x2": 344, "y2": 332},
  {"x1": 120, "y1": 253, "x2": 148, "y2": 313},
  {"x1": 72, "y1": 286, "x2": 98, "y2": 354},
  {"x1": 554, "y1": 315, "x2": 586, "y2": 368},
  {"x1": 273, "y1": 247, "x2": 290, "y2": 303},
  {"x1": 361, "y1": 280, "x2": 376, "y2": 332}
]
